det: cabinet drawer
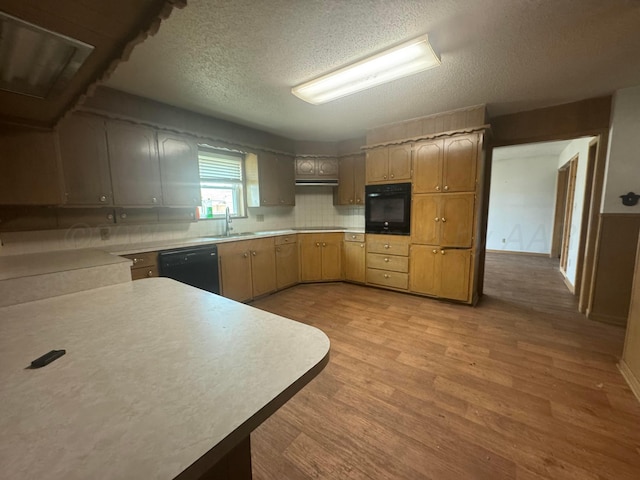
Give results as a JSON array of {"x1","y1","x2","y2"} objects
[
  {"x1": 275, "y1": 234, "x2": 297, "y2": 245},
  {"x1": 344, "y1": 232, "x2": 365, "y2": 242},
  {"x1": 366, "y1": 235, "x2": 409, "y2": 256},
  {"x1": 131, "y1": 265, "x2": 159, "y2": 280},
  {"x1": 123, "y1": 251, "x2": 158, "y2": 268},
  {"x1": 367, "y1": 253, "x2": 408, "y2": 273},
  {"x1": 366, "y1": 268, "x2": 408, "y2": 290}
]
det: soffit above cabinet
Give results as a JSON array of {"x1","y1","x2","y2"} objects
[{"x1": 0, "y1": 0, "x2": 185, "y2": 128}]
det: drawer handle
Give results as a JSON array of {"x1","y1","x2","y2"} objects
[
  {"x1": 133, "y1": 258, "x2": 141, "y2": 264},
  {"x1": 384, "y1": 244, "x2": 390, "y2": 249},
  {"x1": 99, "y1": 195, "x2": 107, "y2": 202},
  {"x1": 351, "y1": 235, "x2": 356, "y2": 239},
  {"x1": 384, "y1": 274, "x2": 390, "y2": 279},
  {"x1": 147, "y1": 270, "x2": 153, "y2": 277},
  {"x1": 384, "y1": 257, "x2": 389, "y2": 262}
]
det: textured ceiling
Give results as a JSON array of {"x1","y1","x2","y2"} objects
[{"x1": 105, "y1": 0, "x2": 640, "y2": 141}]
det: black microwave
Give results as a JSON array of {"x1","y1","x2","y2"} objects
[{"x1": 365, "y1": 183, "x2": 411, "y2": 235}]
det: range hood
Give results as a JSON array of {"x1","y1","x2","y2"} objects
[{"x1": 295, "y1": 179, "x2": 339, "y2": 187}]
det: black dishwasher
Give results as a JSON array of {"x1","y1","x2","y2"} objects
[{"x1": 158, "y1": 245, "x2": 220, "y2": 294}]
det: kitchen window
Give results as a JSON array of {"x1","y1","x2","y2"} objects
[{"x1": 198, "y1": 147, "x2": 247, "y2": 218}]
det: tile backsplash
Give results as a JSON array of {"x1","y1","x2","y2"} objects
[{"x1": 0, "y1": 187, "x2": 364, "y2": 255}]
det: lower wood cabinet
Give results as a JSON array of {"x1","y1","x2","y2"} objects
[
  {"x1": 122, "y1": 251, "x2": 159, "y2": 281},
  {"x1": 218, "y1": 238, "x2": 276, "y2": 302},
  {"x1": 409, "y1": 245, "x2": 471, "y2": 302},
  {"x1": 343, "y1": 233, "x2": 365, "y2": 283},
  {"x1": 299, "y1": 233, "x2": 342, "y2": 282},
  {"x1": 275, "y1": 235, "x2": 299, "y2": 289}
]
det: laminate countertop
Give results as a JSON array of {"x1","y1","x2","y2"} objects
[{"x1": 0, "y1": 278, "x2": 330, "y2": 480}]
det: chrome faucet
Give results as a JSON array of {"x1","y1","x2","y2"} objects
[{"x1": 224, "y1": 206, "x2": 233, "y2": 237}]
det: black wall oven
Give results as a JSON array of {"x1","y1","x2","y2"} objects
[{"x1": 365, "y1": 183, "x2": 411, "y2": 235}]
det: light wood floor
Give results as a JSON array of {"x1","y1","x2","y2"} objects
[{"x1": 249, "y1": 253, "x2": 640, "y2": 479}]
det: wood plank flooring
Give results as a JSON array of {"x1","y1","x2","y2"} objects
[{"x1": 249, "y1": 253, "x2": 640, "y2": 479}]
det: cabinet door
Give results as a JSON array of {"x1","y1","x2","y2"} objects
[
  {"x1": 443, "y1": 134, "x2": 478, "y2": 193},
  {"x1": 218, "y1": 241, "x2": 253, "y2": 302},
  {"x1": 344, "y1": 241, "x2": 365, "y2": 283},
  {"x1": 58, "y1": 115, "x2": 112, "y2": 206},
  {"x1": 440, "y1": 193, "x2": 475, "y2": 247},
  {"x1": 413, "y1": 139, "x2": 444, "y2": 194},
  {"x1": 411, "y1": 194, "x2": 439, "y2": 245},
  {"x1": 250, "y1": 237, "x2": 277, "y2": 297},
  {"x1": 317, "y1": 158, "x2": 339, "y2": 177},
  {"x1": 365, "y1": 147, "x2": 388, "y2": 183},
  {"x1": 439, "y1": 249, "x2": 471, "y2": 302},
  {"x1": 295, "y1": 157, "x2": 316, "y2": 177},
  {"x1": 257, "y1": 152, "x2": 280, "y2": 205},
  {"x1": 388, "y1": 144, "x2": 412, "y2": 182},
  {"x1": 0, "y1": 126, "x2": 63, "y2": 205},
  {"x1": 321, "y1": 234, "x2": 343, "y2": 280},
  {"x1": 276, "y1": 155, "x2": 296, "y2": 205},
  {"x1": 158, "y1": 132, "x2": 201, "y2": 207},
  {"x1": 276, "y1": 242, "x2": 299, "y2": 289},
  {"x1": 409, "y1": 245, "x2": 438, "y2": 296},
  {"x1": 336, "y1": 156, "x2": 355, "y2": 205},
  {"x1": 107, "y1": 122, "x2": 161, "y2": 206},
  {"x1": 353, "y1": 154, "x2": 366, "y2": 205},
  {"x1": 299, "y1": 235, "x2": 323, "y2": 281}
]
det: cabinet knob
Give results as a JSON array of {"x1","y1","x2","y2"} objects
[
  {"x1": 133, "y1": 258, "x2": 141, "y2": 264},
  {"x1": 349, "y1": 199, "x2": 353, "y2": 204},
  {"x1": 356, "y1": 198, "x2": 361, "y2": 204},
  {"x1": 441, "y1": 250, "x2": 445, "y2": 255},
  {"x1": 320, "y1": 170, "x2": 324, "y2": 174},
  {"x1": 316, "y1": 242, "x2": 320, "y2": 247},
  {"x1": 276, "y1": 247, "x2": 281, "y2": 252},
  {"x1": 441, "y1": 217, "x2": 447, "y2": 223},
  {"x1": 147, "y1": 270, "x2": 153, "y2": 277},
  {"x1": 322, "y1": 242, "x2": 326, "y2": 247},
  {"x1": 252, "y1": 251, "x2": 257, "y2": 256},
  {"x1": 151, "y1": 197, "x2": 158, "y2": 204},
  {"x1": 280, "y1": 199, "x2": 285, "y2": 203},
  {"x1": 351, "y1": 235, "x2": 356, "y2": 239},
  {"x1": 432, "y1": 249, "x2": 438, "y2": 254},
  {"x1": 390, "y1": 174, "x2": 395, "y2": 179},
  {"x1": 383, "y1": 175, "x2": 387, "y2": 179},
  {"x1": 384, "y1": 244, "x2": 390, "y2": 249},
  {"x1": 243, "y1": 252, "x2": 249, "y2": 258},
  {"x1": 436, "y1": 186, "x2": 441, "y2": 191},
  {"x1": 120, "y1": 213, "x2": 127, "y2": 219},
  {"x1": 99, "y1": 195, "x2": 107, "y2": 202},
  {"x1": 107, "y1": 214, "x2": 114, "y2": 221},
  {"x1": 434, "y1": 217, "x2": 439, "y2": 222},
  {"x1": 444, "y1": 185, "x2": 449, "y2": 191},
  {"x1": 360, "y1": 244, "x2": 364, "y2": 248},
  {"x1": 384, "y1": 257, "x2": 389, "y2": 262}
]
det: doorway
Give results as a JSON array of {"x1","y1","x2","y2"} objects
[{"x1": 557, "y1": 156, "x2": 578, "y2": 280}]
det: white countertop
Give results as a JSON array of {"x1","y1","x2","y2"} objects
[
  {"x1": 0, "y1": 248, "x2": 131, "y2": 281},
  {"x1": 0, "y1": 278, "x2": 330, "y2": 480}
]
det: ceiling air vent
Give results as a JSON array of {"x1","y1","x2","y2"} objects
[{"x1": 0, "y1": 11, "x2": 94, "y2": 99}]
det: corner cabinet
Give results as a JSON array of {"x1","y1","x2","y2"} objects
[
  {"x1": 247, "y1": 152, "x2": 295, "y2": 206},
  {"x1": 335, "y1": 154, "x2": 365, "y2": 206},
  {"x1": 299, "y1": 233, "x2": 342, "y2": 282}
]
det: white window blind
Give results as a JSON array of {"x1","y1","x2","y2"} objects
[{"x1": 198, "y1": 150, "x2": 243, "y2": 182}]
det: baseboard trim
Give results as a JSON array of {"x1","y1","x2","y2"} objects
[
  {"x1": 618, "y1": 359, "x2": 640, "y2": 404},
  {"x1": 486, "y1": 249, "x2": 549, "y2": 257},
  {"x1": 561, "y1": 274, "x2": 575, "y2": 294},
  {"x1": 587, "y1": 311, "x2": 627, "y2": 326}
]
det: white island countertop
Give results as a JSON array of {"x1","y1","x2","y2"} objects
[{"x1": 0, "y1": 278, "x2": 330, "y2": 480}]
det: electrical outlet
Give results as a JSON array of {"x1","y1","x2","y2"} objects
[
  {"x1": 501, "y1": 238, "x2": 506, "y2": 243},
  {"x1": 100, "y1": 228, "x2": 110, "y2": 241},
  {"x1": 256, "y1": 214, "x2": 265, "y2": 222}
]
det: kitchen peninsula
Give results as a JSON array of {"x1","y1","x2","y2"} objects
[{"x1": 0, "y1": 278, "x2": 330, "y2": 480}]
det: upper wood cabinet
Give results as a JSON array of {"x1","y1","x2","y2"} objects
[
  {"x1": 0, "y1": 126, "x2": 63, "y2": 205},
  {"x1": 295, "y1": 157, "x2": 339, "y2": 179},
  {"x1": 247, "y1": 152, "x2": 295, "y2": 207},
  {"x1": 365, "y1": 144, "x2": 411, "y2": 184},
  {"x1": 157, "y1": 132, "x2": 201, "y2": 207},
  {"x1": 107, "y1": 121, "x2": 162, "y2": 207},
  {"x1": 335, "y1": 154, "x2": 365, "y2": 206},
  {"x1": 413, "y1": 134, "x2": 479, "y2": 194},
  {"x1": 411, "y1": 193, "x2": 475, "y2": 247},
  {"x1": 58, "y1": 115, "x2": 112, "y2": 206}
]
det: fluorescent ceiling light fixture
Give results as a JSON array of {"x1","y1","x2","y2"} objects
[
  {"x1": 292, "y1": 34, "x2": 440, "y2": 105},
  {"x1": 0, "y1": 11, "x2": 94, "y2": 98}
]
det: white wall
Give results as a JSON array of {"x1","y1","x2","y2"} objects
[
  {"x1": 603, "y1": 85, "x2": 640, "y2": 214},
  {"x1": 0, "y1": 188, "x2": 364, "y2": 255},
  {"x1": 557, "y1": 137, "x2": 592, "y2": 286},
  {"x1": 486, "y1": 154, "x2": 559, "y2": 254}
]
